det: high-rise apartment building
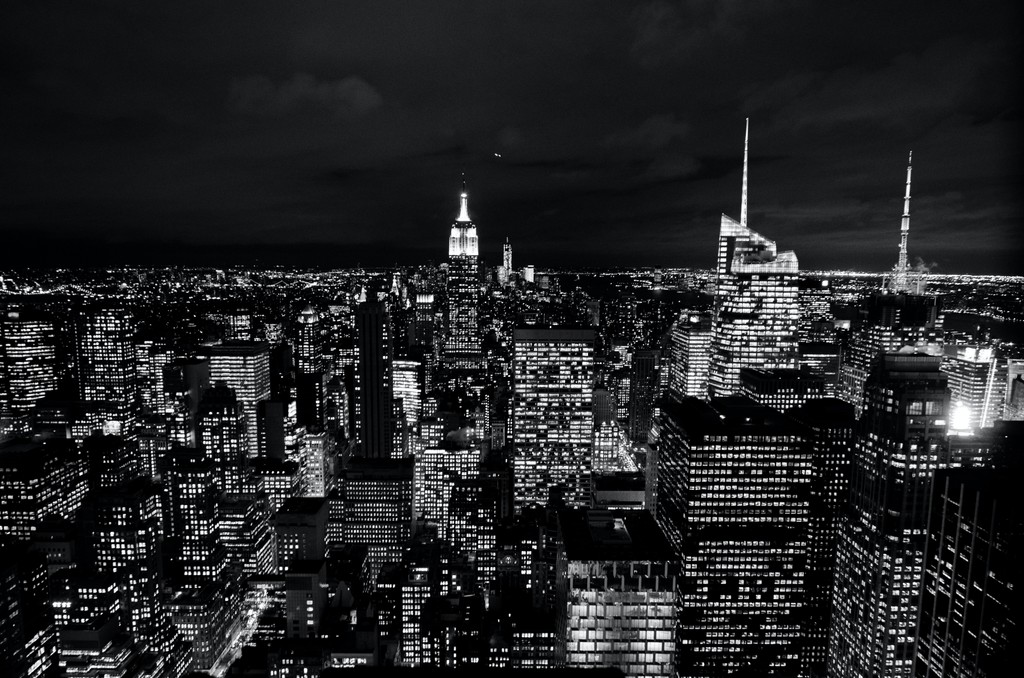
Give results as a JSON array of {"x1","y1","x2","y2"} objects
[
  {"x1": 709, "y1": 122, "x2": 799, "y2": 396},
  {"x1": 655, "y1": 397, "x2": 811, "y2": 675},
  {"x1": 512, "y1": 328, "x2": 595, "y2": 511},
  {"x1": 445, "y1": 186, "x2": 482, "y2": 369}
]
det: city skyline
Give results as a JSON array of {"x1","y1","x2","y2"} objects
[{"x1": 1, "y1": 1, "x2": 1021, "y2": 273}]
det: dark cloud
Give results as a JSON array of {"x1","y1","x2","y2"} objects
[
  {"x1": 0, "y1": 0, "x2": 1020, "y2": 273},
  {"x1": 228, "y1": 73, "x2": 383, "y2": 118}
]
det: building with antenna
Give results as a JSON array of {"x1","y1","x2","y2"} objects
[
  {"x1": 445, "y1": 181, "x2": 483, "y2": 370},
  {"x1": 709, "y1": 120, "x2": 800, "y2": 396}
]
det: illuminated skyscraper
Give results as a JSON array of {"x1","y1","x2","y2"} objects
[
  {"x1": 839, "y1": 292, "x2": 943, "y2": 415},
  {"x1": 197, "y1": 382, "x2": 247, "y2": 495},
  {"x1": 709, "y1": 121, "x2": 800, "y2": 396},
  {"x1": 76, "y1": 304, "x2": 139, "y2": 436},
  {"x1": 512, "y1": 328, "x2": 595, "y2": 510},
  {"x1": 941, "y1": 346, "x2": 1007, "y2": 432},
  {"x1": 0, "y1": 438, "x2": 86, "y2": 540},
  {"x1": 413, "y1": 446, "x2": 480, "y2": 539},
  {"x1": 787, "y1": 398, "x2": 855, "y2": 677},
  {"x1": 555, "y1": 509, "x2": 678, "y2": 677},
  {"x1": 90, "y1": 478, "x2": 173, "y2": 656},
  {"x1": 655, "y1": 397, "x2": 811, "y2": 675},
  {"x1": 828, "y1": 353, "x2": 949, "y2": 678},
  {"x1": 335, "y1": 457, "x2": 414, "y2": 585},
  {"x1": 204, "y1": 341, "x2": 271, "y2": 457},
  {"x1": 915, "y1": 429, "x2": 1023, "y2": 678},
  {"x1": 445, "y1": 184, "x2": 482, "y2": 369},
  {"x1": 0, "y1": 308, "x2": 58, "y2": 418},
  {"x1": 668, "y1": 313, "x2": 712, "y2": 401},
  {"x1": 295, "y1": 305, "x2": 327, "y2": 429},
  {"x1": 500, "y1": 237, "x2": 513, "y2": 287}
]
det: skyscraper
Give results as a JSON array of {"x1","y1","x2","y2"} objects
[
  {"x1": 204, "y1": 341, "x2": 271, "y2": 457},
  {"x1": 197, "y1": 382, "x2": 247, "y2": 495},
  {"x1": 628, "y1": 348, "x2": 661, "y2": 443},
  {"x1": 500, "y1": 237, "x2": 513, "y2": 287},
  {"x1": 828, "y1": 353, "x2": 949, "y2": 678},
  {"x1": 668, "y1": 312, "x2": 712, "y2": 401},
  {"x1": 512, "y1": 328, "x2": 595, "y2": 511},
  {"x1": 445, "y1": 184, "x2": 482, "y2": 369},
  {"x1": 941, "y1": 346, "x2": 1007, "y2": 432},
  {"x1": 0, "y1": 308, "x2": 58, "y2": 418},
  {"x1": 356, "y1": 300, "x2": 394, "y2": 458},
  {"x1": 839, "y1": 292, "x2": 943, "y2": 415},
  {"x1": 334, "y1": 456, "x2": 414, "y2": 585},
  {"x1": 709, "y1": 121, "x2": 800, "y2": 396},
  {"x1": 655, "y1": 397, "x2": 811, "y2": 675},
  {"x1": 915, "y1": 453, "x2": 1022, "y2": 678},
  {"x1": 76, "y1": 303, "x2": 139, "y2": 436},
  {"x1": 787, "y1": 398, "x2": 855, "y2": 677}
]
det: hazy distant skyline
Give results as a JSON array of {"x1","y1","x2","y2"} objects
[{"x1": 1, "y1": 1, "x2": 1021, "y2": 273}]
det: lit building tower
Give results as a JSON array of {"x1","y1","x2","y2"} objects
[
  {"x1": 941, "y1": 346, "x2": 1007, "y2": 432},
  {"x1": 512, "y1": 328, "x2": 595, "y2": 511},
  {"x1": 0, "y1": 308, "x2": 58, "y2": 418},
  {"x1": 90, "y1": 478, "x2": 174, "y2": 657},
  {"x1": 445, "y1": 181, "x2": 482, "y2": 370},
  {"x1": 204, "y1": 341, "x2": 271, "y2": 457},
  {"x1": 0, "y1": 438, "x2": 86, "y2": 540},
  {"x1": 668, "y1": 312, "x2": 712, "y2": 401},
  {"x1": 655, "y1": 397, "x2": 811, "y2": 675},
  {"x1": 501, "y1": 237, "x2": 513, "y2": 287},
  {"x1": 333, "y1": 456, "x2": 414, "y2": 585},
  {"x1": 296, "y1": 305, "x2": 327, "y2": 429},
  {"x1": 709, "y1": 120, "x2": 800, "y2": 396},
  {"x1": 356, "y1": 300, "x2": 394, "y2": 458},
  {"x1": 75, "y1": 303, "x2": 139, "y2": 436},
  {"x1": 839, "y1": 292, "x2": 943, "y2": 416},
  {"x1": 555, "y1": 509, "x2": 678, "y2": 677},
  {"x1": 197, "y1": 382, "x2": 247, "y2": 495},
  {"x1": 915, "y1": 426, "x2": 1024, "y2": 678},
  {"x1": 888, "y1": 152, "x2": 915, "y2": 294},
  {"x1": 786, "y1": 398, "x2": 856, "y2": 677},
  {"x1": 828, "y1": 353, "x2": 949, "y2": 678}
]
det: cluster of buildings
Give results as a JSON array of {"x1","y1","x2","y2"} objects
[{"x1": 1, "y1": 125, "x2": 1021, "y2": 678}]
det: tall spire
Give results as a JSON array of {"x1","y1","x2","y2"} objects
[
  {"x1": 456, "y1": 175, "x2": 471, "y2": 222},
  {"x1": 890, "y1": 151, "x2": 913, "y2": 293},
  {"x1": 740, "y1": 118, "x2": 749, "y2": 228}
]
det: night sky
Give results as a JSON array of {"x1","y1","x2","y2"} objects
[{"x1": 2, "y1": 1, "x2": 1021, "y2": 273}]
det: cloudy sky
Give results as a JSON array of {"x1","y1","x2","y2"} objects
[{"x1": 1, "y1": 1, "x2": 1021, "y2": 272}]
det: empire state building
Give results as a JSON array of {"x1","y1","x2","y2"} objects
[{"x1": 445, "y1": 185, "x2": 482, "y2": 369}]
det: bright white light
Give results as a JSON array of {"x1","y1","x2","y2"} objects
[{"x1": 949, "y1": 401, "x2": 972, "y2": 434}]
